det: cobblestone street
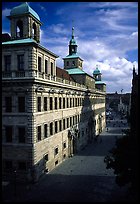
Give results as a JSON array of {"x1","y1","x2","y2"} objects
[{"x1": 3, "y1": 119, "x2": 136, "y2": 202}]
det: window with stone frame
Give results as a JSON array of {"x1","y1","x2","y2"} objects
[
  {"x1": 18, "y1": 126, "x2": 26, "y2": 143},
  {"x1": 59, "y1": 98, "x2": 62, "y2": 109},
  {"x1": 59, "y1": 120, "x2": 62, "y2": 131},
  {"x1": 5, "y1": 96, "x2": 12, "y2": 112},
  {"x1": 63, "y1": 98, "x2": 65, "y2": 109},
  {"x1": 5, "y1": 126, "x2": 13, "y2": 143},
  {"x1": 45, "y1": 59, "x2": 48, "y2": 74},
  {"x1": 63, "y1": 142, "x2": 66, "y2": 149},
  {"x1": 18, "y1": 96, "x2": 25, "y2": 112},
  {"x1": 55, "y1": 121, "x2": 58, "y2": 133},
  {"x1": 37, "y1": 126, "x2": 41, "y2": 141},
  {"x1": 51, "y1": 62, "x2": 53, "y2": 76},
  {"x1": 50, "y1": 97, "x2": 53, "y2": 110},
  {"x1": 63, "y1": 119, "x2": 65, "y2": 130},
  {"x1": 55, "y1": 97, "x2": 57, "y2": 109},
  {"x1": 38, "y1": 56, "x2": 41, "y2": 72},
  {"x1": 54, "y1": 147, "x2": 58, "y2": 156},
  {"x1": 44, "y1": 153, "x2": 48, "y2": 162},
  {"x1": 4, "y1": 55, "x2": 11, "y2": 71},
  {"x1": 17, "y1": 54, "x2": 24, "y2": 71},
  {"x1": 44, "y1": 124, "x2": 48, "y2": 138},
  {"x1": 50, "y1": 122, "x2": 53, "y2": 136},
  {"x1": 37, "y1": 97, "x2": 41, "y2": 112},
  {"x1": 44, "y1": 97, "x2": 47, "y2": 111}
]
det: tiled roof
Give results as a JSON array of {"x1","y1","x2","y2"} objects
[
  {"x1": 56, "y1": 67, "x2": 75, "y2": 81},
  {"x1": 66, "y1": 68, "x2": 86, "y2": 75}
]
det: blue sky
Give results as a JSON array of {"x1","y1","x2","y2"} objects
[{"x1": 2, "y1": 2, "x2": 138, "y2": 93}]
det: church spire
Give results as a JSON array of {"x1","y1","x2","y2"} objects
[{"x1": 69, "y1": 27, "x2": 77, "y2": 55}]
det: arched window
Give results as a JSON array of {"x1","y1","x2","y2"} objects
[
  {"x1": 32, "y1": 23, "x2": 37, "y2": 40},
  {"x1": 16, "y1": 20, "x2": 23, "y2": 38}
]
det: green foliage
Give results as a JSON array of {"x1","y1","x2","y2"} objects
[{"x1": 104, "y1": 131, "x2": 139, "y2": 190}]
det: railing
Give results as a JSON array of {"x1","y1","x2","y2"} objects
[{"x1": 2, "y1": 70, "x2": 103, "y2": 91}]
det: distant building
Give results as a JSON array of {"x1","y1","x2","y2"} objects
[
  {"x1": 2, "y1": 2, "x2": 106, "y2": 182},
  {"x1": 130, "y1": 65, "x2": 138, "y2": 141}
]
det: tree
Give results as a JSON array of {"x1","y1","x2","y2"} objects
[{"x1": 104, "y1": 130, "x2": 139, "y2": 193}]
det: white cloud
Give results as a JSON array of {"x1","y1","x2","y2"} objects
[{"x1": 2, "y1": 8, "x2": 11, "y2": 18}]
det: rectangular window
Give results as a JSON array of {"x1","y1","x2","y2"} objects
[
  {"x1": 63, "y1": 142, "x2": 66, "y2": 149},
  {"x1": 51, "y1": 62, "x2": 53, "y2": 76},
  {"x1": 72, "y1": 61, "x2": 75, "y2": 66},
  {"x1": 50, "y1": 97, "x2": 53, "y2": 110},
  {"x1": 18, "y1": 96, "x2": 25, "y2": 112},
  {"x1": 18, "y1": 127, "x2": 25, "y2": 143},
  {"x1": 59, "y1": 98, "x2": 61, "y2": 109},
  {"x1": 44, "y1": 154, "x2": 48, "y2": 162},
  {"x1": 59, "y1": 120, "x2": 62, "y2": 132},
  {"x1": 55, "y1": 121, "x2": 58, "y2": 133},
  {"x1": 38, "y1": 57, "x2": 41, "y2": 72},
  {"x1": 67, "y1": 98, "x2": 69, "y2": 108},
  {"x1": 37, "y1": 97, "x2": 41, "y2": 112},
  {"x1": 66, "y1": 61, "x2": 69, "y2": 66},
  {"x1": 73, "y1": 116, "x2": 75, "y2": 125},
  {"x1": 63, "y1": 119, "x2": 65, "y2": 130},
  {"x1": 4, "y1": 160, "x2": 13, "y2": 171},
  {"x1": 18, "y1": 161, "x2": 27, "y2": 171},
  {"x1": 4, "y1": 55, "x2": 11, "y2": 71},
  {"x1": 67, "y1": 118, "x2": 69, "y2": 128},
  {"x1": 55, "y1": 97, "x2": 57, "y2": 109},
  {"x1": 5, "y1": 97, "x2": 12, "y2": 112},
  {"x1": 44, "y1": 124, "x2": 47, "y2": 138},
  {"x1": 70, "y1": 117, "x2": 72, "y2": 127},
  {"x1": 45, "y1": 60, "x2": 48, "y2": 74},
  {"x1": 54, "y1": 147, "x2": 58, "y2": 155},
  {"x1": 5, "y1": 126, "x2": 13, "y2": 142},
  {"x1": 17, "y1": 55, "x2": 24, "y2": 71},
  {"x1": 37, "y1": 126, "x2": 41, "y2": 141},
  {"x1": 73, "y1": 98, "x2": 75, "y2": 107},
  {"x1": 70, "y1": 98, "x2": 72, "y2": 108},
  {"x1": 63, "y1": 98, "x2": 65, "y2": 109},
  {"x1": 44, "y1": 97, "x2": 47, "y2": 111},
  {"x1": 50, "y1": 122, "x2": 53, "y2": 135}
]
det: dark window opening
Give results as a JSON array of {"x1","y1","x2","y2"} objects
[
  {"x1": 55, "y1": 121, "x2": 58, "y2": 133},
  {"x1": 38, "y1": 57, "x2": 41, "y2": 72},
  {"x1": 51, "y1": 62, "x2": 53, "y2": 76},
  {"x1": 37, "y1": 126, "x2": 41, "y2": 141},
  {"x1": 59, "y1": 120, "x2": 62, "y2": 131},
  {"x1": 4, "y1": 55, "x2": 11, "y2": 71},
  {"x1": 17, "y1": 55, "x2": 24, "y2": 71},
  {"x1": 32, "y1": 23, "x2": 37, "y2": 40},
  {"x1": 44, "y1": 124, "x2": 48, "y2": 138},
  {"x1": 16, "y1": 20, "x2": 23, "y2": 38},
  {"x1": 18, "y1": 96, "x2": 25, "y2": 112},
  {"x1": 63, "y1": 98, "x2": 65, "y2": 109},
  {"x1": 44, "y1": 154, "x2": 48, "y2": 162},
  {"x1": 5, "y1": 97, "x2": 12, "y2": 112},
  {"x1": 45, "y1": 60, "x2": 48, "y2": 74},
  {"x1": 37, "y1": 97, "x2": 41, "y2": 112},
  {"x1": 18, "y1": 161, "x2": 26, "y2": 171},
  {"x1": 59, "y1": 98, "x2": 61, "y2": 109},
  {"x1": 55, "y1": 97, "x2": 57, "y2": 109},
  {"x1": 18, "y1": 127, "x2": 25, "y2": 143},
  {"x1": 54, "y1": 147, "x2": 58, "y2": 155},
  {"x1": 63, "y1": 142, "x2": 66, "y2": 149},
  {"x1": 5, "y1": 126, "x2": 12, "y2": 143},
  {"x1": 50, "y1": 122, "x2": 53, "y2": 135},
  {"x1": 50, "y1": 97, "x2": 53, "y2": 110},
  {"x1": 44, "y1": 97, "x2": 47, "y2": 111}
]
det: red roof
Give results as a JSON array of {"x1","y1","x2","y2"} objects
[{"x1": 56, "y1": 66, "x2": 75, "y2": 82}]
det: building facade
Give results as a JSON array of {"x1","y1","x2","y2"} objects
[{"x1": 2, "y1": 2, "x2": 106, "y2": 183}]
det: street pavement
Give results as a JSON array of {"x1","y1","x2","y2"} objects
[{"x1": 2, "y1": 119, "x2": 137, "y2": 202}]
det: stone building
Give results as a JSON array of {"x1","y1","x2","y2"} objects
[{"x1": 2, "y1": 2, "x2": 106, "y2": 183}]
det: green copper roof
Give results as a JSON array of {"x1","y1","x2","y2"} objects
[
  {"x1": 2, "y1": 38, "x2": 36, "y2": 45},
  {"x1": 10, "y1": 2, "x2": 40, "y2": 21},
  {"x1": 63, "y1": 53, "x2": 80, "y2": 59},
  {"x1": 93, "y1": 67, "x2": 101, "y2": 75},
  {"x1": 66, "y1": 68, "x2": 86, "y2": 75},
  {"x1": 69, "y1": 38, "x2": 77, "y2": 45},
  {"x1": 95, "y1": 81, "x2": 106, "y2": 85}
]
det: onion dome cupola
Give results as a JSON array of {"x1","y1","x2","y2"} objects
[
  {"x1": 93, "y1": 65, "x2": 102, "y2": 81},
  {"x1": 69, "y1": 27, "x2": 78, "y2": 55},
  {"x1": 7, "y1": 2, "x2": 42, "y2": 43}
]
